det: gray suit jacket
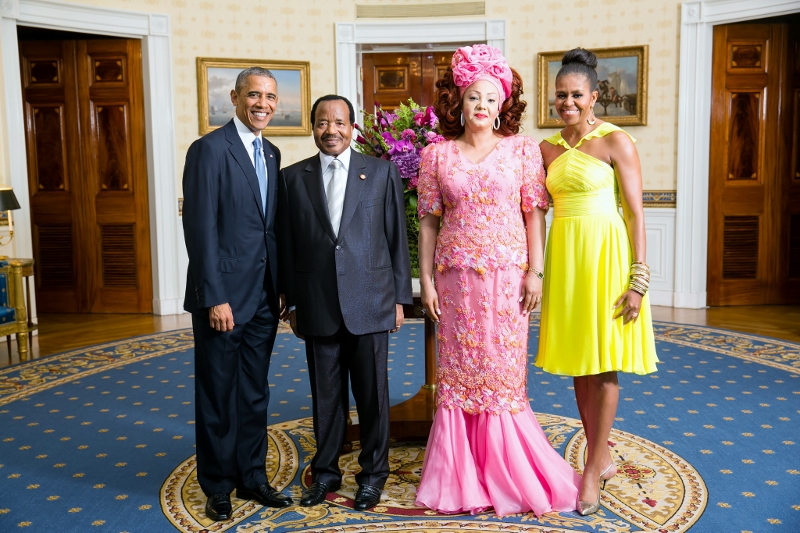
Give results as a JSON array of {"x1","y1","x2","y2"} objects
[{"x1": 278, "y1": 150, "x2": 413, "y2": 337}]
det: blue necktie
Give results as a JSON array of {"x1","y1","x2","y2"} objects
[{"x1": 253, "y1": 137, "x2": 267, "y2": 215}]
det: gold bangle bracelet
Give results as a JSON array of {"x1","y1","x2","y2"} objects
[{"x1": 527, "y1": 266, "x2": 544, "y2": 280}]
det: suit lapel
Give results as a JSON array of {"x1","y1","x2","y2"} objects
[
  {"x1": 224, "y1": 120, "x2": 265, "y2": 223},
  {"x1": 337, "y1": 151, "x2": 368, "y2": 241},
  {"x1": 263, "y1": 140, "x2": 278, "y2": 228},
  {"x1": 301, "y1": 157, "x2": 337, "y2": 241}
]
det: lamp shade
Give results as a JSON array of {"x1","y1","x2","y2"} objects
[{"x1": 0, "y1": 188, "x2": 20, "y2": 211}]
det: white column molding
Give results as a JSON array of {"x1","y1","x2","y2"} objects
[
  {"x1": 336, "y1": 19, "x2": 505, "y2": 112},
  {"x1": 0, "y1": 0, "x2": 19, "y2": 18},
  {"x1": 673, "y1": 0, "x2": 799, "y2": 309},
  {"x1": 1, "y1": 0, "x2": 182, "y2": 315},
  {"x1": 335, "y1": 23, "x2": 359, "y2": 115},
  {"x1": 141, "y1": 33, "x2": 182, "y2": 316},
  {"x1": 149, "y1": 13, "x2": 169, "y2": 36}
]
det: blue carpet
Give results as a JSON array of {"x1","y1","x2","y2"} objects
[{"x1": 0, "y1": 319, "x2": 798, "y2": 532}]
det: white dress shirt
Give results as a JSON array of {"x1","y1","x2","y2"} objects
[
  {"x1": 233, "y1": 115, "x2": 268, "y2": 177},
  {"x1": 319, "y1": 147, "x2": 351, "y2": 195}
]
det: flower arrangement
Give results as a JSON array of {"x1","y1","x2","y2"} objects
[{"x1": 354, "y1": 99, "x2": 445, "y2": 277}]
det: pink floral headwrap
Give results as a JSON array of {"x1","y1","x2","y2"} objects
[{"x1": 450, "y1": 44, "x2": 513, "y2": 105}]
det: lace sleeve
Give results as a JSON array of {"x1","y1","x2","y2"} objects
[
  {"x1": 416, "y1": 143, "x2": 443, "y2": 218},
  {"x1": 519, "y1": 137, "x2": 549, "y2": 213}
]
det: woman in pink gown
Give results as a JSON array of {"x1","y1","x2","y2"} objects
[{"x1": 415, "y1": 45, "x2": 580, "y2": 517}]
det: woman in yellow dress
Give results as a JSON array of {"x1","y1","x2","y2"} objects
[{"x1": 535, "y1": 48, "x2": 659, "y2": 515}]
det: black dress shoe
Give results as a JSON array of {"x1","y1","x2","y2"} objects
[
  {"x1": 205, "y1": 493, "x2": 232, "y2": 521},
  {"x1": 353, "y1": 484, "x2": 382, "y2": 511},
  {"x1": 237, "y1": 484, "x2": 293, "y2": 508},
  {"x1": 300, "y1": 480, "x2": 341, "y2": 506}
]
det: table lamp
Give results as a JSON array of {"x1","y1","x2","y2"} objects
[{"x1": 0, "y1": 187, "x2": 21, "y2": 259}]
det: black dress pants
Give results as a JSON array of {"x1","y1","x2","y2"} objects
[
  {"x1": 305, "y1": 323, "x2": 390, "y2": 489},
  {"x1": 192, "y1": 288, "x2": 278, "y2": 496}
]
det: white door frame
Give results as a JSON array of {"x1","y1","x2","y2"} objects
[
  {"x1": 335, "y1": 19, "x2": 506, "y2": 114},
  {"x1": 674, "y1": 0, "x2": 800, "y2": 308},
  {"x1": 0, "y1": 0, "x2": 182, "y2": 315}
]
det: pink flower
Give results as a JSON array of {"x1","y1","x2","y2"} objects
[
  {"x1": 424, "y1": 107, "x2": 438, "y2": 128},
  {"x1": 401, "y1": 128, "x2": 416, "y2": 141}
]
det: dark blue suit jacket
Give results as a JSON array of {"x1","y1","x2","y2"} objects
[
  {"x1": 182, "y1": 119, "x2": 280, "y2": 323},
  {"x1": 278, "y1": 150, "x2": 413, "y2": 337}
]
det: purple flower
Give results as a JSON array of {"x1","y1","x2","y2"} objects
[
  {"x1": 401, "y1": 128, "x2": 416, "y2": 141},
  {"x1": 381, "y1": 131, "x2": 397, "y2": 150},
  {"x1": 389, "y1": 139, "x2": 415, "y2": 156},
  {"x1": 408, "y1": 173, "x2": 420, "y2": 190},
  {"x1": 391, "y1": 151, "x2": 422, "y2": 180}
]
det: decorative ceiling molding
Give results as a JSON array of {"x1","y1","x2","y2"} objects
[{"x1": 356, "y1": 2, "x2": 484, "y2": 19}]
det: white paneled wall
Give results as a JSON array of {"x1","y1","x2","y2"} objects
[{"x1": 645, "y1": 208, "x2": 676, "y2": 306}]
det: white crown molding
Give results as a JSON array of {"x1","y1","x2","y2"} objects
[
  {"x1": 699, "y1": 0, "x2": 800, "y2": 23},
  {"x1": 336, "y1": 19, "x2": 505, "y2": 114},
  {"x1": 673, "y1": 0, "x2": 799, "y2": 309},
  {"x1": 1, "y1": 0, "x2": 182, "y2": 315}
]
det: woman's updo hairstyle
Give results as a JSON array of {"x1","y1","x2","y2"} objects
[{"x1": 556, "y1": 47, "x2": 598, "y2": 92}]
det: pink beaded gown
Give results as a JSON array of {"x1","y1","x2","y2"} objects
[{"x1": 414, "y1": 136, "x2": 580, "y2": 517}]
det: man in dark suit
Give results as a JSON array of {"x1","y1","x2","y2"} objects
[
  {"x1": 182, "y1": 67, "x2": 292, "y2": 521},
  {"x1": 277, "y1": 95, "x2": 412, "y2": 511}
]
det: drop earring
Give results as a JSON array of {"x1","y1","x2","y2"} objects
[
  {"x1": 587, "y1": 107, "x2": 596, "y2": 126},
  {"x1": 493, "y1": 116, "x2": 501, "y2": 130},
  {"x1": 460, "y1": 112, "x2": 465, "y2": 127}
]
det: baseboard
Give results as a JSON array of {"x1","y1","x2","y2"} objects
[
  {"x1": 673, "y1": 291, "x2": 707, "y2": 309},
  {"x1": 152, "y1": 297, "x2": 185, "y2": 316},
  {"x1": 649, "y1": 290, "x2": 674, "y2": 307}
]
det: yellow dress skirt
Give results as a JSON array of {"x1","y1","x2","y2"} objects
[{"x1": 535, "y1": 123, "x2": 658, "y2": 376}]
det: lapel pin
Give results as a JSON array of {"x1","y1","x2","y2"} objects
[
  {"x1": 360, "y1": 174, "x2": 366, "y2": 180},
  {"x1": 269, "y1": 154, "x2": 273, "y2": 158}
]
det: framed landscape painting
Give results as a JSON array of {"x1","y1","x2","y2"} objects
[
  {"x1": 196, "y1": 57, "x2": 311, "y2": 136},
  {"x1": 537, "y1": 45, "x2": 648, "y2": 128}
]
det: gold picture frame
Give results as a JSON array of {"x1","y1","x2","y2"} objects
[
  {"x1": 537, "y1": 45, "x2": 648, "y2": 128},
  {"x1": 196, "y1": 57, "x2": 312, "y2": 136}
]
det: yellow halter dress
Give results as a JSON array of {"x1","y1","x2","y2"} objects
[{"x1": 535, "y1": 123, "x2": 658, "y2": 376}]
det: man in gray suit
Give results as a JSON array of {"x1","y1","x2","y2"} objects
[{"x1": 277, "y1": 95, "x2": 412, "y2": 511}]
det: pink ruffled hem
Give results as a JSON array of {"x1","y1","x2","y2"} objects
[{"x1": 415, "y1": 404, "x2": 580, "y2": 517}]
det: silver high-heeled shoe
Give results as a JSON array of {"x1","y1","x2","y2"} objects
[
  {"x1": 577, "y1": 462, "x2": 616, "y2": 515},
  {"x1": 599, "y1": 462, "x2": 617, "y2": 490},
  {"x1": 577, "y1": 492, "x2": 600, "y2": 516}
]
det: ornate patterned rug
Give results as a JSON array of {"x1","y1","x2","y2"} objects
[{"x1": 0, "y1": 320, "x2": 798, "y2": 532}]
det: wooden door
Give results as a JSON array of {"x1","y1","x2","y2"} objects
[
  {"x1": 784, "y1": 25, "x2": 800, "y2": 301},
  {"x1": 707, "y1": 23, "x2": 800, "y2": 305},
  {"x1": 20, "y1": 38, "x2": 152, "y2": 313},
  {"x1": 362, "y1": 52, "x2": 451, "y2": 114}
]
